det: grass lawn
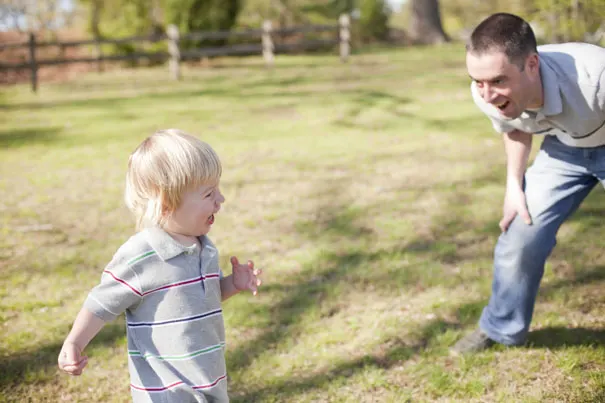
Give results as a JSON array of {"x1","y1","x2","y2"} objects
[{"x1": 1, "y1": 44, "x2": 604, "y2": 402}]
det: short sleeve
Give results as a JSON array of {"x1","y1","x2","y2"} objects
[
  {"x1": 470, "y1": 82, "x2": 516, "y2": 134},
  {"x1": 84, "y1": 257, "x2": 143, "y2": 322},
  {"x1": 488, "y1": 116, "x2": 516, "y2": 134},
  {"x1": 599, "y1": 68, "x2": 605, "y2": 113}
]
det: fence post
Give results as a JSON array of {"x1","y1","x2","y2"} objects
[
  {"x1": 339, "y1": 14, "x2": 350, "y2": 62},
  {"x1": 167, "y1": 24, "x2": 181, "y2": 80},
  {"x1": 28, "y1": 33, "x2": 38, "y2": 93},
  {"x1": 262, "y1": 20, "x2": 274, "y2": 67},
  {"x1": 94, "y1": 38, "x2": 104, "y2": 72}
]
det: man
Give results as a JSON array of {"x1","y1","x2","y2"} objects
[{"x1": 451, "y1": 13, "x2": 605, "y2": 354}]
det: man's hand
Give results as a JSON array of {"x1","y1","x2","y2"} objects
[
  {"x1": 500, "y1": 185, "x2": 532, "y2": 232},
  {"x1": 58, "y1": 341, "x2": 88, "y2": 376},
  {"x1": 231, "y1": 256, "x2": 262, "y2": 295}
]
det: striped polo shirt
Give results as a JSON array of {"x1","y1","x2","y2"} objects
[
  {"x1": 84, "y1": 226, "x2": 228, "y2": 402},
  {"x1": 471, "y1": 42, "x2": 605, "y2": 147}
]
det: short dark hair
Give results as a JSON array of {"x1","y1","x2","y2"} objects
[{"x1": 466, "y1": 13, "x2": 537, "y2": 68}]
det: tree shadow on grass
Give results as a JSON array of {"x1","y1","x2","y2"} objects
[
  {"x1": 1, "y1": 58, "x2": 405, "y2": 113},
  {"x1": 227, "y1": 173, "x2": 498, "y2": 399},
  {"x1": 0, "y1": 320, "x2": 126, "y2": 390},
  {"x1": 0, "y1": 127, "x2": 63, "y2": 149},
  {"x1": 1, "y1": 85, "x2": 379, "y2": 113},
  {"x1": 527, "y1": 326, "x2": 605, "y2": 348},
  {"x1": 228, "y1": 161, "x2": 605, "y2": 401},
  {"x1": 231, "y1": 316, "x2": 461, "y2": 402},
  {"x1": 232, "y1": 274, "x2": 604, "y2": 402},
  {"x1": 226, "y1": 206, "x2": 377, "y2": 372},
  {"x1": 331, "y1": 92, "x2": 414, "y2": 131},
  {"x1": 0, "y1": 87, "x2": 232, "y2": 112},
  {"x1": 540, "y1": 264, "x2": 605, "y2": 299}
]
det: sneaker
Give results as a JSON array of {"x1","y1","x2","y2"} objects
[{"x1": 450, "y1": 328, "x2": 495, "y2": 355}]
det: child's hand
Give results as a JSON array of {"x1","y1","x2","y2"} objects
[
  {"x1": 58, "y1": 341, "x2": 88, "y2": 376},
  {"x1": 230, "y1": 256, "x2": 262, "y2": 295}
]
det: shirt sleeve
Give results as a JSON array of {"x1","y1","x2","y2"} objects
[
  {"x1": 599, "y1": 68, "x2": 605, "y2": 113},
  {"x1": 84, "y1": 257, "x2": 143, "y2": 322},
  {"x1": 470, "y1": 82, "x2": 516, "y2": 133}
]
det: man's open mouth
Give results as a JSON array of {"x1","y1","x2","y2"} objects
[{"x1": 495, "y1": 100, "x2": 509, "y2": 111}]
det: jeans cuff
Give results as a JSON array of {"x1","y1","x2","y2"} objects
[{"x1": 479, "y1": 317, "x2": 527, "y2": 346}]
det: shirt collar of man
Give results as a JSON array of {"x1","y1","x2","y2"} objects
[{"x1": 536, "y1": 56, "x2": 563, "y2": 119}]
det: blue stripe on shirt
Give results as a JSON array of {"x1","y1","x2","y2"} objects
[{"x1": 127, "y1": 309, "x2": 222, "y2": 328}]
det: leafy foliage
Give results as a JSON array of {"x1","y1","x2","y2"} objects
[
  {"x1": 164, "y1": 0, "x2": 242, "y2": 38},
  {"x1": 440, "y1": 0, "x2": 605, "y2": 43},
  {"x1": 358, "y1": 0, "x2": 391, "y2": 41}
]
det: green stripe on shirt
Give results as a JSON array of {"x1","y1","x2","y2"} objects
[
  {"x1": 129, "y1": 343, "x2": 226, "y2": 361},
  {"x1": 127, "y1": 250, "x2": 156, "y2": 266}
]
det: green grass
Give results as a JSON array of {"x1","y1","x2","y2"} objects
[{"x1": 1, "y1": 44, "x2": 604, "y2": 403}]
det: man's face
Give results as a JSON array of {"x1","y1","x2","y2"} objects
[{"x1": 466, "y1": 50, "x2": 540, "y2": 119}]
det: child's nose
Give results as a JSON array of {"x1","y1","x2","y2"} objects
[{"x1": 216, "y1": 190, "x2": 225, "y2": 204}]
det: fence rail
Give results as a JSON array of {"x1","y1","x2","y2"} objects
[{"x1": 0, "y1": 15, "x2": 351, "y2": 93}]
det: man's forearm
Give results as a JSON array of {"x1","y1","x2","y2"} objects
[{"x1": 503, "y1": 130, "x2": 532, "y2": 188}]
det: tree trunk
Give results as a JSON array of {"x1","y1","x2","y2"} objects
[
  {"x1": 409, "y1": 0, "x2": 449, "y2": 44},
  {"x1": 150, "y1": 0, "x2": 164, "y2": 37},
  {"x1": 89, "y1": 0, "x2": 102, "y2": 38}
]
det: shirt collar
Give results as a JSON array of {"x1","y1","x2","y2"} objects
[
  {"x1": 144, "y1": 226, "x2": 215, "y2": 261},
  {"x1": 536, "y1": 56, "x2": 563, "y2": 118}
]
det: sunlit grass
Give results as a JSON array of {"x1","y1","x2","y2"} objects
[{"x1": 1, "y1": 44, "x2": 604, "y2": 402}]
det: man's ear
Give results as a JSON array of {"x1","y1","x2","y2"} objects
[{"x1": 526, "y1": 52, "x2": 539, "y2": 75}]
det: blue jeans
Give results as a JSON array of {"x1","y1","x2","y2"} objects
[{"x1": 479, "y1": 136, "x2": 605, "y2": 345}]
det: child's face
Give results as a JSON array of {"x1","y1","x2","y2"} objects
[{"x1": 166, "y1": 181, "x2": 225, "y2": 238}]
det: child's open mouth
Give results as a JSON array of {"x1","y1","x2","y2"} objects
[{"x1": 208, "y1": 214, "x2": 215, "y2": 225}]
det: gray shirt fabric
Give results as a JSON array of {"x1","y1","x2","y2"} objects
[
  {"x1": 471, "y1": 42, "x2": 605, "y2": 147},
  {"x1": 84, "y1": 227, "x2": 227, "y2": 402}
]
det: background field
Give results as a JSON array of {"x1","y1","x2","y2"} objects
[{"x1": 1, "y1": 45, "x2": 604, "y2": 402}]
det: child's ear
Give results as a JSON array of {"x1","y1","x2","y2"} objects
[{"x1": 158, "y1": 200, "x2": 172, "y2": 219}]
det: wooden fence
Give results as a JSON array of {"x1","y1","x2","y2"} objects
[{"x1": 0, "y1": 15, "x2": 351, "y2": 93}]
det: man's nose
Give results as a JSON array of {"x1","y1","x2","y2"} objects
[{"x1": 482, "y1": 84, "x2": 497, "y2": 103}]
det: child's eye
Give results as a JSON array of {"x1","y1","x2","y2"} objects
[{"x1": 204, "y1": 189, "x2": 214, "y2": 198}]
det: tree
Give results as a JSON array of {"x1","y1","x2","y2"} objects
[
  {"x1": 438, "y1": 0, "x2": 604, "y2": 44},
  {"x1": 408, "y1": 0, "x2": 448, "y2": 44},
  {"x1": 88, "y1": 0, "x2": 102, "y2": 38},
  {"x1": 528, "y1": 0, "x2": 605, "y2": 43},
  {"x1": 359, "y1": 0, "x2": 390, "y2": 42},
  {"x1": 164, "y1": 0, "x2": 241, "y2": 35}
]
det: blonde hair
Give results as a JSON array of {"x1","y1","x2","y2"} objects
[{"x1": 125, "y1": 129, "x2": 222, "y2": 229}]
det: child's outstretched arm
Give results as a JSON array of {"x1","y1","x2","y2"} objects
[
  {"x1": 58, "y1": 307, "x2": 106, "y2": 376},
  {"x1": 220, "y1": 256, "x2": 263, "y2": 301}
]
